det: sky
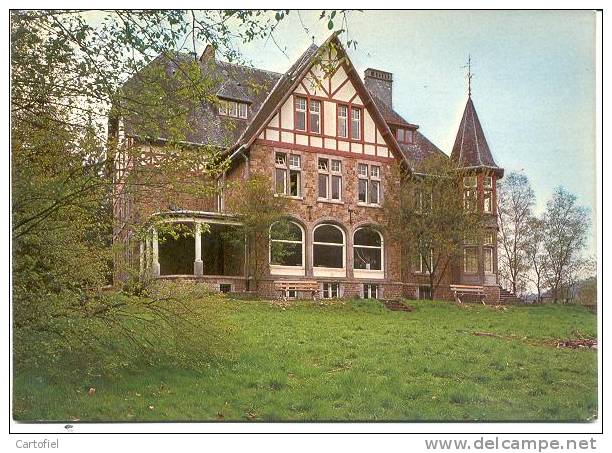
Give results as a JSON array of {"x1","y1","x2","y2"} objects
[{"x1": 232, "y1": 10, "x2": 597, "y2": 256}]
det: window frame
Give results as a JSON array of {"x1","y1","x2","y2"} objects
[
  {"x1": 274, "y1": 152, "x2": 301, "y2": 198},
  {"x1": 317, "y1": 157, "x2": 343, "y2": 202},
  {"x1": 294, "y1": 96, "x2": 307, "y2": 131},
  {"x1": 484, "y1": 247, "x2": 494, "y2": 274},
  {"x1": 415, "y1": 248, "x2": 434, "y2": 274},
  {"x1": 353, "y1": 227, "x2": 384, "y2": 279},
  {"x1": 269, "y1": 221, "x2": 306, "y2": 276},
  {"x1": 337, "y1": 104, "x2": 348, "y2": 138},
  {"x1": 350, "y1": 106, "x2": 362, "y2": 140},
  {"x1": 357, "y1": 162, "x2": 382, "y2": 206},
  {"x1": 463, "y1": 246, "x2": 479, "y2": 274},
  {"x1": 309, "y1": 99, "x2": 322, "y2": 134},
  {"x1": 362, "y1": 283, "x2": 379, "y2": 299},
  {"x1": 312, "y1": 224, "x2": 346, "y2": 277},
  {"x1": 321, "y1": 282, "x2": 341, "y2": 299}
]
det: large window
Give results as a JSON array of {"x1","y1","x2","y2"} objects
[
  {"x1": 350, "y1": 107, "x2": 362, "y2": 140},
  {"x1": 274, "y1": 152, "x2": 301, "y2": 197},
  {"x1": 357, "y1": 163, "x2": 381, "y2": 205},
  {"x1": 353, "y1": 228, "x2": 383, "y2": 271},
  {"x1": 313, "y1": 224, "x2": 345, "y2": 273},
  {"x1": 337, "y1": 105, "x2": 348, "y2": 138},
  {"x1": 270, "y1": 221, "x2": 304, "y2": 275},
  {"x1": 295, "y1": 97, "x2": 307, "y2": 131},
  {"x1": 484, "y1": 247, "x2": 494, "y2": 273},
  {"x1": 318, "y1": 157, "x2": 342, "y2": 201},
  {"x1": 463, "y1": 247, "x2": 478, "y2": 274}
]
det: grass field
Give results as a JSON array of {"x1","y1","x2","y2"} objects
[{"x1": 13, "y1": 293, "x2": 598, "y2": 422}]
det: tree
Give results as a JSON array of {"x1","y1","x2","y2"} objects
[
  {"x1": 382, "y1": 155, "x2": 484, "y2": 299},
  {"x1": 224, "y1": 174, "x2": 289, "y2": 290},
  {"x1": 497, "y1": 172, "x2": 535, "y2": 295},
  {"x1": 11, "y1": 9, "x2": 350, "y2": 371},
  {"x1": 524, "y1": 216, "x2": 548, "y2": 303},
  {"x1": 541, "y1": 187, "x2": 590, "y2": 302}
]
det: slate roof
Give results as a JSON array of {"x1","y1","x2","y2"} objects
[
  {"x1": 370, "y1": 93, "x2": 419, "y2": 129},
  {"x1": 122, "y1": 53, "x2": 281, "y2": 147},
  {"x1": 120, "y1": 37, "x2": 448, "y2": 172},
  {"x1": 234, "y1": 43, "x2": 319, "y2": 150},
  {"x1": 451, "y1": 96, "x2": 500, "y2": 171}
]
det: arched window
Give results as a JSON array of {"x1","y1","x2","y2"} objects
[
  {"x1": 313, "y1": 224, "x2": 345, "y2": 276},
  {"x1": 353, "y1": 227, "x2": 384, "y2": 279},
  {"x1": 269, "y1": 221, "x2": 305, "y2": 275}
]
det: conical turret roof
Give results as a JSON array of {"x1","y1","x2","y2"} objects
[{"x1": 451, "y1": 97, "x2": 501, "y2": 173}]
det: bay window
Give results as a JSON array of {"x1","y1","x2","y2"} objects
[
  {"x1": 463, "y1": 176, "x2": 477, "y2": 211},
  {"x1": 483, "y1": 176, "x2": 493, "y2": 213}
]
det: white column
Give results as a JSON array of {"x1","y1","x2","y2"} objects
[
  {"x1": 152, "y1": 228, "x2": 160, "y2": 277},
  {"x1": 194, "y1": 222, "x2": 203, "y2": 277}
]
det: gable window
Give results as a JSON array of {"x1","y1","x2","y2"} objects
[
  {"x1": 313, "y1": 224, "x2": 345, "y2": 271},
  {"x1": 463, "y1": 247, "x2": 478, "y2": 274},
  {"x1": 219, "y1": 100, "x2": 249, "y2": 119},
  {"x1": 363, "y1": 283, "x2": 378, "y2": 299},
  {"x1": 318, "y1": 158, "x2": 342, "y2": 201},
  {"x1": 463, "y1": 176, "x2": 477, "y2": 211},
  {"x1": 395, "y1": 128, "x2": 414, "y2": 144},
  {"x1": 238, "y1": 103, "x2": 248, "y2": 119},
  {"x1": 337, "y1": 105, "x2": 348, "y2": 138},
  {"x1": 322, "y1": 282, "x2": 340, "y2": 299},
  {"x1": 354, "y1": 228, "x2": 383, "y2": 277},
  {"x1": 350, "y1": 107, "x2": 362, "y2": 140},
  {"x1": 357, "y1": 163, "x2": 381, "y2": 205},
  {"x1": 274, "y1": 152, "x2": 301, "y2": 197},
  {"x1": 270, "y1": 221, "x2": 305, "y2": 275},
  {"x1": 483, "y1": 176, "x2": 493, "y2": 213},
  {"x1": 295, "y1": 97, "x2": 307, "y2": 131},
  {"x1": 309, "y1": 99, "x2": 321, "y2": 134}
]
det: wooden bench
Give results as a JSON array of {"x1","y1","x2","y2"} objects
[
  {"x1": 450, "y1": 284, "x2": 485, "y2": 305},
  {"x1": 274, "y1": 280, "x2": 319, "y2": 300}
]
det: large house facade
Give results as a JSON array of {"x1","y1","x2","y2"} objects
[{"x1": 111, "y1": 34, "x2": 504, "y2": 303}]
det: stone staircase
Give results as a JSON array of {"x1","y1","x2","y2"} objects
[{"x1": 499, "y1": 287, "x2": 523, "y2": 304}]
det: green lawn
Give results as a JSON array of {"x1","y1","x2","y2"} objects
[{"x1": 13, "y1": 294, "x2": 598, "y2": 422}]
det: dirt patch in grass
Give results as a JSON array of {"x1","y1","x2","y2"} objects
[{"x1": 469, "y1": 330, "x2": 597, "y2": 349}]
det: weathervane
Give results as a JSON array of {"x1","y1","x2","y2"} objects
[{"x1": 463, "y1": 54, "x2": 474, "y2": 97}]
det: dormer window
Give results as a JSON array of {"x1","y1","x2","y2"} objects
[
  {"x1": 395, "y1": 128, "x2": 414, "y2": 144},
  {"x1": 219, "y1": 99, "x2": 248, "y2": 119}
]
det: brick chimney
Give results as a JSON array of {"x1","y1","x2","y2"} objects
[
  {"x1": 199, "y1": 44, "x2": 216, "y2": 63},
  {"x1": 364, "y1": 68, "x2": 393, "y2": 108}
]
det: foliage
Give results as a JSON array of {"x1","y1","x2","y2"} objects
[
  {"x1": 382, "y1": 155, "x2": 485, "y2": 298},
  {"x1": 11, "y1": 9, "x2": 349, "y2": 374},
  {"x1": 524, "y1": 216, "x2": 549, "y2": 303},
  {"x1": 541, "y1": 187, "x2": 590, "y2": 302},
  {"x1": 13, "y1": 293, "x2": 597, "y2": 422},
  {"x1": 497, "y1": 172, "x2": 536, "y2": 295},
  {"x1": 224, "y1": 174, "x2": 290, "y2": 289}
]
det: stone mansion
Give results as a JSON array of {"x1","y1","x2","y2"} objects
[{"x1": 111, "y1": 33, "x2": 505, "y2": 303}]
